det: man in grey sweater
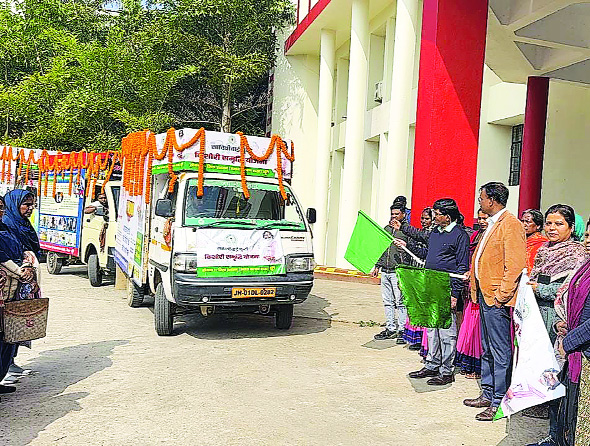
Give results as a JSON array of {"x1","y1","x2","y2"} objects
[{"x1": 372, "y1": 202, "x2": 409, "y2": 342}]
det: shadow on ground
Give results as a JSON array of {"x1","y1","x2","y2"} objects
[
  {"x1": 497, "y1": 413, "x2": 548, "y2": 445},
  {"x1": 54, "y1": 265, "x2": 115, "y2": 286},
  {"x1": 408, "y1": 376, "x2": 454, "y2": 393},
  {"x1": 0, "y1": 340, "x2": 129, "y2": 444},
  {"x1": 167, "y1": 294, "x2": 332, "y2": 340},
  {"x1": 407, "y1": 371, "x2": 481, "y2": 394},
  {"x1": 362, "y1": 339, "x2": 398, "y2": 350}
]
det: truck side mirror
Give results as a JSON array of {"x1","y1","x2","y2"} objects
[
  {"x1": 306, "y1": 208, "x2": 317, "y2": 224},
  {"x1": 94, "y1": 206, "x2": 106, "y2": 217},
  {"x1": 155, "y1": 199, "x2": 174, "y2": 218}
]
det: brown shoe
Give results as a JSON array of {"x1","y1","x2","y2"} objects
[
  {"x1": 475, "y1": 406, "x2": 497, "y2": 421},
  {"x1": 427, "y1": 375, "x2": 455, "y2": 385},
  {"x1": 463, "y1": 394, "x2": 492, "y2": 408},
  {"x1": 409, "y1": 367, "x2": 439, "y2": 379}
]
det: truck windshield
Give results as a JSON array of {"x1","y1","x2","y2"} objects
[{"x1": 184, "y1": 179, "x2": 306, "y2": 231}]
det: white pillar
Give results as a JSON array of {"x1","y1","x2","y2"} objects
[
  {"x1": 336, "y1": 0, "x2": 370, "y2": 266},
  {"x1": 377, "y1": 0, "x2": 420, "y2": 225},
  {"x1": 313, "y1": 29, "x2": 336, "y2": 265}
]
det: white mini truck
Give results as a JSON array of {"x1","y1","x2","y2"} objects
[{"x1": 115, "y1": 129, "x2": 316, "y2": 335}]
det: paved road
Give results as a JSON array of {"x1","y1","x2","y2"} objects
[{"x1": 0, "y1": 267, "x2": 546, "y2": 445}]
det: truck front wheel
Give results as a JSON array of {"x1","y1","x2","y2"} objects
[
  {"x1": 127, "y1": 281, "x2": 145, "y2": 308},
  {"x1": 275, "y1": 304, "x2": 294, "y2": 330},
  {"x1": 88, "y1": 253, "x2": 103, "y2": 287},
  {"x1": 46, "y1": 252, "x2": 63, "y2": 275},
  {"x1": 155, "y1": 283, "x2": 174, "y2": 336}
]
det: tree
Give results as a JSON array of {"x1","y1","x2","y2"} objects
[
  {"x1": 163, "y1": 0, "x2": 294, "y2": 133},
  {"x1": 0, "y1": 0, "x2": 294, "y2": 151}
]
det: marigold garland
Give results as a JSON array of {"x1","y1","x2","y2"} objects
[
  {"x1": 236, "y1": 132, "x2": 295, "y2": 201},
  {"x1": 1, "y1": 129, "x2": 295, "y2": 206},
  {"x1": 0, "y1": 146, "x2": 120, "y2": 199}
]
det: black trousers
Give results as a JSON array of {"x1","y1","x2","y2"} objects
[{"x1": 0, "y1": 340, "x2": 16, "y2": 381}]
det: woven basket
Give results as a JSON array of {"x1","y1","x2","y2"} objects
[{"x1": 2, "y1": 298, "x2": 49, "y2": 343}]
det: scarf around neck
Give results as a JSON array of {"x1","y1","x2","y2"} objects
[
  {"x1": 530, "y1": 239, "x2": 587, "y2": 281},
  {"x1": 530, "y1": 239, "x2": 589, "y2": 320}
]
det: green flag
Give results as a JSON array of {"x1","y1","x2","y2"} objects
[
  {"x1": 344, "y1": 210, "x2": 393, "y2": 274},
  {"x1": 396, "y1": 265, "x2": 452, "y2": 329}
]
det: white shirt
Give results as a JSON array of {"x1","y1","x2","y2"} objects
[
  {"x1": 474, "y1": 208, "x2": 507, "y2": 280},
  {"x1": 436, "y1": 221, "x2": 457, "y2": 233}
]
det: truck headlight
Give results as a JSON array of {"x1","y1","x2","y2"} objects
[
  {"x1": 286, "y1": 256, "x2": 315, "y2": 273},
  {"x1": 173, "y1": 254, "x2": 199, "y2": 273}
]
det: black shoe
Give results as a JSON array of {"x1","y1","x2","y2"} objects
[
  {"x1": 396, "y1": 337, "x2": 407, "y2": 345},
  {"x1": 374, "y1": 329, "x2": 396, "y2": 340},
  {"x1": 427, "y1": 375, "x2": 455, "y2": 385},
  {"x1": 409, "y1": 367, "x2": 439, "y2": 379},
  {"x1": 408, "y1": 343, "x2": 421, "y2": 351},
  {"x1": 0, "y1": 385, "x2": 16, "y2": 394}
]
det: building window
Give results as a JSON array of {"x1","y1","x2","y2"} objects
[{"x1": 509, "y1": 124, "x2": 524, "y2": 186}]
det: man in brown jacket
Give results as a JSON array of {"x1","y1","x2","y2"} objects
[{"x1": 463, "y1": 182, "x2": 526, "y2": 421}]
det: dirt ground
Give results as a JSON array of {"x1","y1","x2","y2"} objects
[{"x1": 0, "y1": 267, "x2": 547, "y2": 445}]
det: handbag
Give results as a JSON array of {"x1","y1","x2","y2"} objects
[{"x1": 1, "y1": 298, "x2": 49, "y2": 343}]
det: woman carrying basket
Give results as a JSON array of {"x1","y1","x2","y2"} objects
[
  {"x1": 0, "y1": 190, "x2": 43, "y2": 392},
  {"x1": 0, "y1": 194, "x2": 38, "y2": 394}
]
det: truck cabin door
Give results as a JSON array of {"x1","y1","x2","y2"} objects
[
  {"x1": 82, "y1": 185, "x2": 109, "y2": 262},
  {"x1": 149, "y1": 180, "x2": 178, "y2": 266}
]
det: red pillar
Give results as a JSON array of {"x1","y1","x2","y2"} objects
[
  {"x1": 518, "y1": 76, "x2": 549, "y2": 215},
  {"x1": 410, "y1": 0, "x2": 489, "y2": 227}
]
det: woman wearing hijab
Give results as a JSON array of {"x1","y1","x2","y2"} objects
[
  {"x1": 0, "y1": 195, "x2": 35, "y2": 394},
  {"x1": 1, "y1": 189, "x2": 40, "y2": 384},
  {"x1": 2, "y1": 189, "x2": 40, "y2": 256}
]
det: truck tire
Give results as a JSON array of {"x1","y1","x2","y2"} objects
[
  {"x1": 275, "y1": 304, "x2": 294, "y2": 330},
  {"x1": 46, "y1": 252, "x2": 63, "y2": 275},
  {"x1": 127, "y1": 281, "x2": 145, "y2": 308},
  {"x1": 155, "y1": 283, "x2": 174, "y2": 336},
  {"x1": 88, "y1": 253, "x2": 103, "y2": 287}
]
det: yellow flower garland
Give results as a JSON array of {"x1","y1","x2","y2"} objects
[{"x1": 0, "y1": 129, "x2": 295, "y2": 205}]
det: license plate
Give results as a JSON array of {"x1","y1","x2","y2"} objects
[{"x1": 231, "y1": 287, "x2": 276, "y2": 299}]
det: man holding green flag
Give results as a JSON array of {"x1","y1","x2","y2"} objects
[{"x1": 394, "y1": 199, "x2": 469, "y2": 386}]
